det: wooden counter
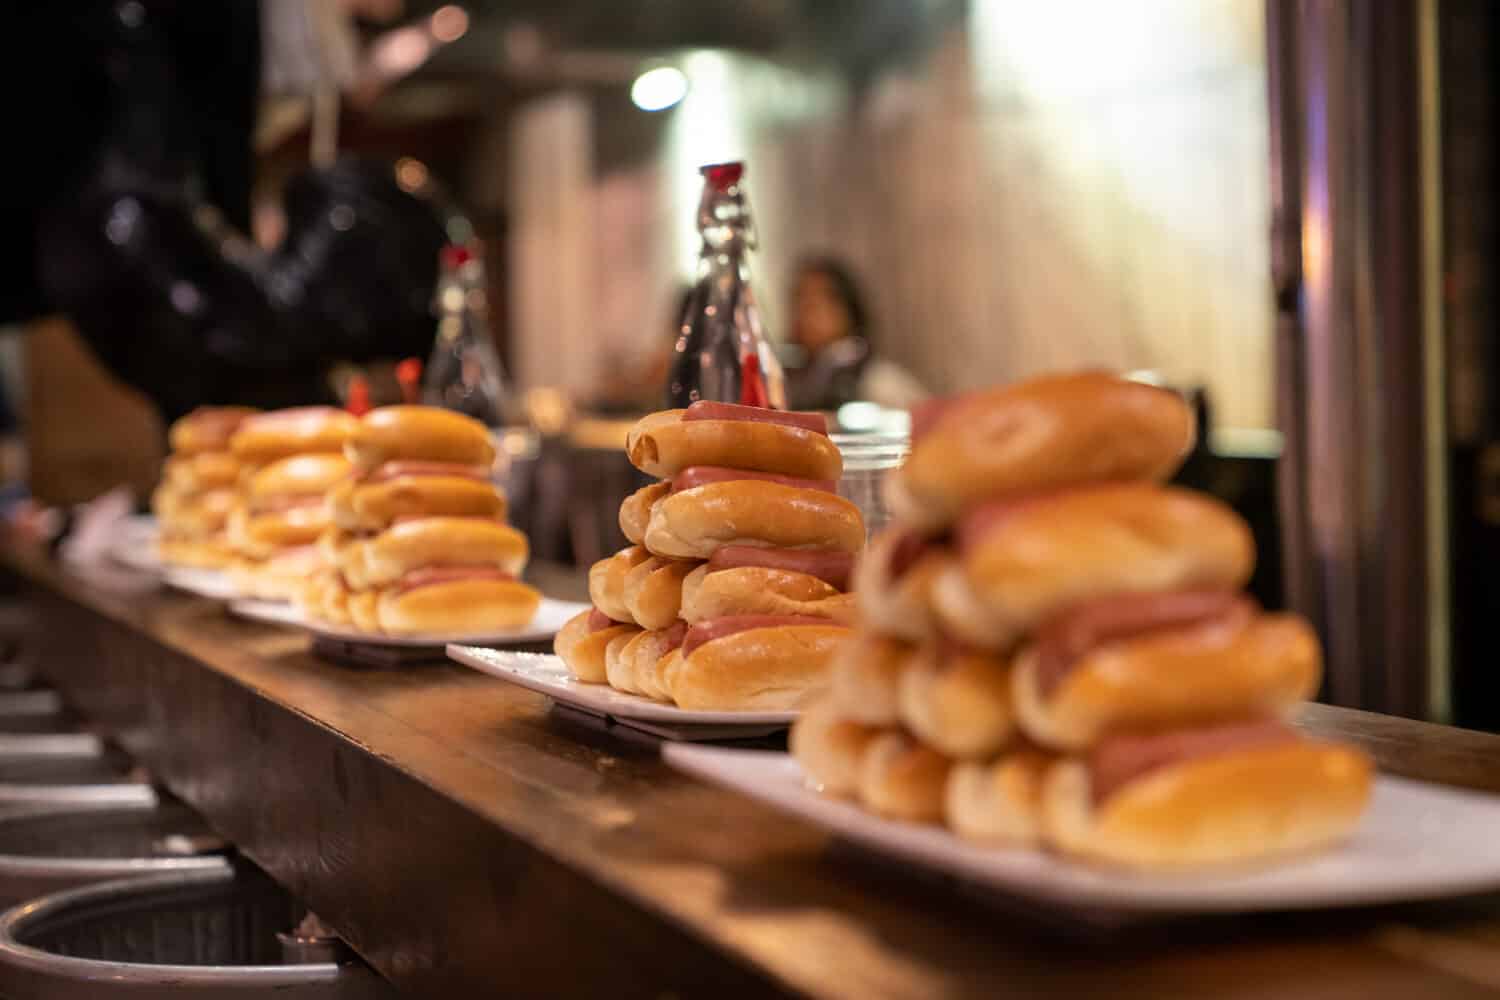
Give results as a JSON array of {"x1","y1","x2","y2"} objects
[{"x1": 7, "y1": 543, "x2": 1500, "y2": 998}]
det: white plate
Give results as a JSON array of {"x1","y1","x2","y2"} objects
[
  {"x1": 231, "y1": 598, "x2": 587, "y2": 648},
  {"x1": 664, "y1": 745, "x2": 1500, "y2": 913},
  {"x1": 107, "y1": 515, "x2": 163, "y2": 575},
  {"x1": 163, "y1": 566, "x2": 241, "y2": 602},
  {"x1": 447, "y1": 646, "x2": 796, "y2": 740}
]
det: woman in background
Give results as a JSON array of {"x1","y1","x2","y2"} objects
[{"x1": 783, "y1": 256, "x2": 927, "y2": 413}]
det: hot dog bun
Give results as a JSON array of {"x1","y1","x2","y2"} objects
[
  {"x1": 790, "y1": 699, "x2": 887, "y2": 798},
  {"x1": 626, "y1": 409, "x2": 843, "y2": 481},
  {"x1": 165, "y1": 451, "x2": 241, "y2": 493},
  {"x1": 935, "y1": 484, "x2": 1254, "y2": 649},
  {"x1": 555, "y1": 611, "x2": 640, "y2": 683},
  {"x1": 609, "y1": 627, "x2": 682, "y2": 698},
  {"x1": 853, "y1": 529, "x2": 949, "y2": 642},
  {"x1": 623, "y1": 557, "x2": 698, "y2": 631},
  {"x1": 1043, "y1": 740, "x2": 1372, "y2": 870},
  {"x1": 235, "y1": 545, "x2": 325, "y2": 601},
  {"x1": 899, "y1": 646, "x2": 1016, "y2": 759},
  {"x1": 857, "y1": 732, "x2": 952, "y2": 822},
  {"x1": 888, "y1": 373, "x2": 1194, "y2": 530},
  {"x1": 228, "y1": 505, "x2": 333, "y2": 559},
  {"x1": 670, "y1": 622, "x2": 848, "y2": 711},
  {"x1": 587, "y1": 546, "x2": 652, "y2": 624},
  {"x1": 644, "y1": 481, "x2": 865, "y2": 560},
  {"x1": 229, "y1": 407, "x2": 357, "y2": 466},
  {"x1": 348, "y1": 590, "x2": 381, "y2": 632},
  {"x1": 168, "y1": 407, "x2": 258, "y2": 455},
  {"x1": 945, "y1": 750, "x2": 1051, "y2": 845},
  {"x1": 1013, "y1": 612, "x2": 1322, "y2": 750},
  {"x1": 679, "y1": 565, "x2": 855, "y2": 624},
  {"x1": 828, "y1": 633, "x2": 915, "y2": 726},
  {"x1": 346, "y1": 406, "x2": 495, "y2": 473},
  {"x1": 619, "y1": 482, "x2": 670, "y2": 547},
  {"x1": 362, "y1": 518, "x2": 529, "y2": 585},
  {"x1": 377, "y1": 577, "x2": 540, "y2": 636},
  {"x1": 157, "y1": 537, "x2": 235, "y2": 570},
  {"x1": 245, "y1": 454, "x2": 352, "y2": 508},
  {"x1": 348, "y1": 476, "x2": 506, "y2": 531}
]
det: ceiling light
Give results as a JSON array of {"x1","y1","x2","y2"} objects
[{"x1": 631, "y1": 66, "x2": 689, "y2": 112}]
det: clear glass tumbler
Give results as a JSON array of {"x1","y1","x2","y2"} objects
[{"x1": 833, "y1": 432, "x2": 911, "y2": 538}]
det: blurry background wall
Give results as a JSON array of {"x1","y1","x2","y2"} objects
[{"x1": 498, "y1": 0, "x2": 1274, "y2": 428}]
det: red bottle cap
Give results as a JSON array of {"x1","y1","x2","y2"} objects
[
  {"x1": 395, "y1": 358, "x2": 423, "y2": 404},
  {"x1": 440, "y1": 245, "x2": 473, "y2": 270},
  {"x1": 701, "y1": 162, "x2": 744, "y2": 191},
  {"x1": 346, "y1": 375, "x2": 372, "y2": 416}
]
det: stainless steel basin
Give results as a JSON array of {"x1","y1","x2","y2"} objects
[
  {"x1": 0, "y1": 866, "x2": 397, "y2": 997},
  {"x1": 0, "y1": 800, "x2": 227, "y2": 907}
]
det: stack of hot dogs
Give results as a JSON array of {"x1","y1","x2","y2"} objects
[
  {"x1": 225, "y1": 407, "x2": 357, "y2": 600},
  {"x1": 301, "y1": 406, "x2": 541, "y2": 635},
  {"x1": 155, "y1": 407, "x2": 257, "y2": 571},
  {"x1": 555, "y1": 401, "x2": 864, "y2": 711},
  {"x1": 793, "y1": 372, "x2": 1373, "y2": 869}
]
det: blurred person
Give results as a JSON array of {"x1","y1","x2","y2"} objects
[
  {"x1": 0, "y1": 1, "x2": 447, "y2": 423},
  {"x1": 783, "y1": 256, "x2": 927, "y2": 413}
]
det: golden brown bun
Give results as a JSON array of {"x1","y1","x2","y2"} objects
[
  {"x1": 320, "y1": 582, "x2": 352, "y2": 626},
  {"x1": 889, "y1": 373, "x2": 1194, "y2": 530},
  {"x1": 230, "y1": 507, "x2": 333, "y2": 559},
  {"x1": 790, "y1": 699, "x2": 887, "y2": 798},
  {"x1": 619, "y1": 481, "x2": 670, "y2": 547},
  {"x1": 853, "y1": 529, "x2": 950, "y2": 642},
  {"x1": 608, "y1": 628, "x2": 681, "y2": 698},
  {"x1": 331, "y1": 534, "x2": 372, "y2": 590},
  {"x1": 348, "y1": 590, "x2": 381, "y2": 632},
  {"x1": 348, "y1": 476, "x2": 506, "y2": 532},
  {"x1": 857, "y1": 732, "x2": 952, "y2": 822},
  {"x1": 158, "y1": 537, "x2": 235, "y2": 570},
  {"x1": 626, "y1": 409, "x2": 843, "y2": 481},
  {"x1": 587, "y1": 546, "x2": 652, "y2": 624},
  {"x1": 671, "y1": 624, "x2": 848, "y2": 711},
  {"x1": 679, "y1": 565, "x2": 855, "y2": 625},
  {"x1": 900, "y1": 646, "x2": 1015, "y2": 759},
  {"x1": 945, "y1": 751, "x2": 1051, "y2": 844},
  {"x1": 376, "y1": 578, "x2": 541, "y2": 636},
  {"x1": 1043, "y1": 741, "x2": 1372, "y2": 870},
  {"x1": 363, "y1": 518, "x2": 529, "y2": 585},
  {"x1": 828, "y1": 633, "x2": 915, "y2": 726},
  {"x1": 645, "y1": 481, "x2": 866, "y2": 561},
  {"x1": 246, "y1": 454, "x2": 351, "y2": 507},
  {"x1": 623, "y1": 557, "x2": 698, "y2": 631},
  {"x1": 1014, "y1": 612, "x2": 1321, "y2": 751},
  {"x1": 554, "y1": 611, "x2": 639, "y2": 683},
  {"x1": 636, "y1": 648, "x2": 684, "y2": 702},
  {"x1": 937, "y1": 484, "x2": 1254, "y2": 649},
  {"x1": 151, "y1": 483, "x2": 181, "y2": 522},
  {"x1": 166, "y1": 489, "x2": 238, "y2": 537},
  {"x1": 165, "y1": 451, "x2": 241, "y2": 493},
  {"x1": 240, "y1": 546, "x2": 326, "y2": 601},
  {"x1": 168, "y1": 407, "x2": 258, "y2": 455},
  {"x1": 346, "y1": 406, "x2": 495, "y2": 472},
  {"x1": 229, "y1": 407, "x2": 357, "y2": 466},
  {"x1": 328, "y1": 478, "x2": 360, "y2": 532}
]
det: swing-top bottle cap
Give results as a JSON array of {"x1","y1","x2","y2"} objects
[{"x1": 701, "y1": 162, "x2": 744, "y2": 191}]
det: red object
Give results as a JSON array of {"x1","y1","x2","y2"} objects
[
  {"x1": 395, "y1": 357, "x2": 423, "y2": 404},
  {"x1": 392, "y1": 566, "x2": 516, "y2": 595},
  {"x1": 368, "y1": 461, "x2": 488, "y2": 484},
  {"x1": 346, "y1": 376, "x2": 372, "y2": 416},
  {"x1": 1089, "y1": 721, "x2": 1298, "y2": 806},
  {"x1": 440, "y1": 245, "x2": 473, "y2": 270},
  {"x1": 738, "y1": 352, "x2": 768, "y2": 407},
  {"x1": 702, "y1": 162, "x2": 744, "y2": 191}
]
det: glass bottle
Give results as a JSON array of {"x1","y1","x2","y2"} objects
[
  {"x1": 423, "y1": 245, "x2": 509, "y2": 426},
  {"x1": 666, "y1": 162, "x2": 786, "y2": 409}
]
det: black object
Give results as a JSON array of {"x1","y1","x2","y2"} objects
[{"x1": 3, "y1": 1, "x2": 449, "y2": 421}]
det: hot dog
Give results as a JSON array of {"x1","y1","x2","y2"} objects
[
  {"x1": 705, "y1": 545, "x2": 854, "y2": 591},
  {"x1": 393, "y1": 565, "x2": 516, "y2": 595},
  {"x1": 681, "y1": 614, "x2": 835, "y2": 658},
  {"x1": 626, "y1": 408, "x2": 843, "y2": 481},
  {"x1": 683, "y1": 401, "x2": 827, "y2": 435},
  {"x1": 1087, "y1": 720, "x2": 1296, "y2": 806},
  {"x1": 366, "y1": 461, "x2": 490, "y2": 484},
  {"x1": 588, "y1": 607, "x2": 619, "y2": 632},
  {"x1": 1032, "y1": 590, "x2": 1254, "y2": 696},
  {"x1": 671, "y1": 466, "x2": 837, "y2": 495}
]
